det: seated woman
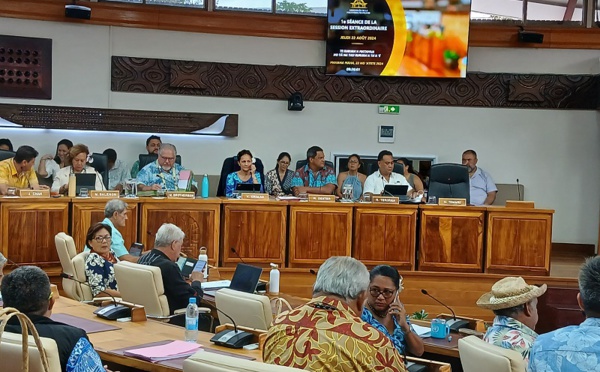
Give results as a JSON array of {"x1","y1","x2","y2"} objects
[
  {"x1": 37, "y1": 139, "x2": 73, "y2": 180},
  {"x1": 84, "y1": 222, "x2": 120, "y2": 298},
  {"x1": 51, "y1": 143, "x2": 105, "y2": 195},
  {"x1": 362, "y1": 265, "x2": 424, "y2": 356},
  {"x1": 225, "y1": 149, "x2": 263, "y2": 197},
  {"x1": 265, "y1": 152, "x2": 293, "y2": 196},
  {"x1": 397, "y1": 157, "x2": 425, "y2": 196},
  {"x1": 336, "y1": 154, "x2": 366, "y2": 201}
]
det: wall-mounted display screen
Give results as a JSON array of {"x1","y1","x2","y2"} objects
[{"x1": 326, "y1": 0, "x2": 471, "y2": 78}]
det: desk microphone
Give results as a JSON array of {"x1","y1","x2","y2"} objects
[
  {"x1": 516, "y1": 178, "x2": 521, "y2": 201},
  {"x1": 60, "y1": 273, "x2": 130, "y2": 320},
  {"x1": 421, "y1": 289, "x2": 470, "y2": 332},
  {"x1": 208, "y1": 303, "x2": 254, "y2": 349},
  {"x1": 309, "y1": 269, "x2": 317, "y2": 276},
  {"x1": 230, "y1": 247, "x2": 246, "y2": 264}
]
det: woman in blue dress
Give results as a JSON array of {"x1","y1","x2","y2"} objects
[
  {"x1": 361, "y1": 265, "x2": 424, "y2": 356},
  {"x1": 84, "y1": 222, "x2": 120, "y2": 298},
  {"x1": 225, "y1": 149, "x2": 264, "y2": 197},
  {"x1": 336, "y1": 154, "x2": 366, "y2": 201}
]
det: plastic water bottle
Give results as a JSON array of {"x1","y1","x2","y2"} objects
[
  {"x1": 269, "y1": 263, "x2": 280, "y2": 295},
  {"x1": 184, "y1": 297, "x2": 199, "y2": 342},
  {"x1": 201, "y1": 174, "x2": 209, "y2": 198},
  {"x1": 198, "y1": 247, "x2": 208, "y2": 279}
]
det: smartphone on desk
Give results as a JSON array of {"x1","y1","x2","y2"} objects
[{"x1": 129, "y1": 243, "x2": 144, "y2": 257}]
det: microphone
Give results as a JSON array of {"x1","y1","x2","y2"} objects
[
  {"x1": 230, "y1": 247, "x2": 246, "y2": 264},
  {"x1": 309, "y1": 269, "x2": 317, "y2": 275},
  {"x1": 421, "y1": 289, "x2": 456, "y2": 320},
  {"x1": 208, "y1": 303, "x2": 253, "y2": 348},
  {"x1": 380, "y1": 176, "x2": 395, "y2": 197},
  {"x1": 421, "y1": 289, "x2": 470, "y2": 332},
  {"x1": 516, "y1": 178, "x2": 521, "y2": 201},
  {"x1": 60, "y1": 273, "x2": 130, "y2": 320}
]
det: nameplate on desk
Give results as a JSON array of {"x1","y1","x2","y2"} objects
[
  {"x1": 18, "y1": 189, "x2": 50, "y2": 198},
  {"x1": 241, "y1": 193, "x2": 269, "y2": 201},
  {"x1": 89, "y1": 190, "x2": 120, "y2": 198},
  {"x1": 439, "y1": 198, "x2": 467, "y2": 206},
  {"x1": 166, "y1": 191, "x2": 195, "y2": 199},
  {"x1": 308, "y1": 194, "x2": 336, "y2": 203},
  {"x1": 372, "y1": 196, "x2": 399, "y2": 204}
]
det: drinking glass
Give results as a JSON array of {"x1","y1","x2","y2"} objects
[
  {"x1": 342, "y1": 184, "x2": 353, "y2": 201},
  {"x1": 79, "y1": 188, "x2": 89, "y2": 198},
  {"x1": 6, "y1": 187, "x2": 16, "y2": 197},
  {"x1": 125, "y1": 179, "x2": 137, "y2": 198},
  {"x1": 427, "y1": 196, "x2": 437, "y2": 204}
]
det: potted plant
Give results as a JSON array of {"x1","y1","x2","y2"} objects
[{"x1": 443, "y1": 49, "x2": 460, "y2": 70}]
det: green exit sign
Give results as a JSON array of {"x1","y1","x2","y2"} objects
[{"x1": 378, "y1": 105, "x2": 400, "y2": 114}]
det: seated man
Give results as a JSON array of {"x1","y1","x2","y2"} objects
[
  {"x1": 103, "y1": 148, "x2": 129, "y2": 191},
  {"x1": 136, "y1": 143, "x2": 197, "y2": 193},
  {"x1": 462, "y1": 149, "x2": 497, "y2": 205},
  {"x1": 263, "y1": 256, "x2": 406, "y2": 372},
  {"x1": 1, "y1": 266, "x2": 104, "y2": 372},
  {"x1": 137, "y1": 223, "x2": 206, "y2": 327},
  {"x1": 476, "y1": 276, "x2": 546, "y2": 363},
  {"x1": 363, "y1": 150, "x2": 415, "y2": 198},
  {"x1": 529, "y1": 256, "x2": 600, "y2": 372},
  {"x1": 0, "y1": 145, "x2": 49, "y2": 195},
  {"x1": 291, "y1": 145, "x2": 336, "y2": 196},
  {"x1": 130, "y1": 134, "x2": 161, "y2": 178}
]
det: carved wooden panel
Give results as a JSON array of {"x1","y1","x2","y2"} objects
[
  {"x1": 486, "y1": 208, "x2": 553, "y2": 276},
  {"x1": 0, "y1": 35, "x2": 51, "y2": 100},
  {"x1": 354, "y1": 205, "x2": 417, "y2": 270},
  {"x1": 419, "y1": 206, "x2": 485, "y2": 273},
  {"x1": 221, "y1": 201, "x2": 287, "y2": 268},
  {"x1": 71, "y1": 200, "x2": 139, "y2": 253},
  {"x1": 0, "y1": 104, "x2": 238, "y2": 136},
  {"x1": 112, "y1": 56, "x2": 600, "y2": 109},
  {"x1": 288, "y1": 203, "x2": 353, "y2": 268},
  {"x1": 139, "y1": 199, "x2": 221, "y2": 265},
  {"x1": 0, "y1": 199, "x2": 68, "y2": 267}
]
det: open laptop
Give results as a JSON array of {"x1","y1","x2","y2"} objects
[
  {"x1": 235, "y1": 183, "x2": 261, "y2": 193},
  {"x1": 75, "y1": 173, "x2": 97, "y2": 195},
  {"x1": 383, "y1": 184, "x2": 409, "y2": 201},
  {"x1": 201, "y1": 263, "x2": 263, "y2": 297}
]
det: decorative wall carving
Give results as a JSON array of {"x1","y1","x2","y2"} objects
[
  {"x1": 0, "y1": 104, "x2": 238, "y2": 136},
  {"x1": 112, "y1": 56, "x2": 600, "y2": 110},
  {"x1": 0, "y1": 35, "x2": 52, "y2": 100}
]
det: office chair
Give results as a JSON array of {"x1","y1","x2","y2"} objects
[
  {"x1": 0, "y1": 326, "x2": 61, "y2": 372},
  {"x1": 215, "y1": 288, "x2": 273, "y2": 331},
  {"x1": 216, "y1": 156, "x2": 265, "y2": 196},
  {"x1": 0, "y1": 149, "x2": 15, "y2": 162},
  {"x1": 89, "y1": 153, "x2": 109, "y2": 190},
  {"x1": 184, "y1": 350, "x2": 304, "y2": 372},
  {"x1": 428, "y1": 163, "x2": 470, "y2": 204},
  {"x1": 294, "y1": 159, "x2": 334, "y2": 171},
  {"x1": 55, "y1": 233, "x2": 93, "y2": 302},
  {"x1": 458, "y1": 335, "x2": 525, "y2": 372},
  {"x1": 138, "y1": 154, "x2": 182, "y2": 170}
]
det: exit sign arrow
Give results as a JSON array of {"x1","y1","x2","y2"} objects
[{"x1": 378, "y1": 105, "x2": 400, "y2": 114}]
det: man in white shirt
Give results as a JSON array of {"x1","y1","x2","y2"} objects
[
  {"x1": 462, "y1": 149, "x2": 497, "y2": 206},
  {"x1": 364, "y1": 150, "x2": 416, "y2": 197},
  {"x1": 103, "y1": 148, "x2": 129, "y2": 191}
]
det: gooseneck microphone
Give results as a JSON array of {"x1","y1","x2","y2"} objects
[
  {"x1": 421, "y1": 289, "x2": 456, "y2": 320},
  {"x1": 60, "y1": 273, "x2": 118, "y2": 305},
  {"x1": 516, "y1": 178, "x2": 521, "y2": 201},
  {"x1": 309, "y1": 269, "x2": 318, "y2": 276},
  {"x1": 208, "y1": 303, "x2": 254, "y2": 348},
  {"x1": 230, "y1": 247, "x2": 246, "y2": 264}
]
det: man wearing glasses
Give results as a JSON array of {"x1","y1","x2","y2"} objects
[{"x1": 136, "y1": 143, "x2": 197, "y2": 193}]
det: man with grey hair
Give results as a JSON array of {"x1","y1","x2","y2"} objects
[
  {"x1": 263, "y1": 256, "x2": 406, "y2": 372},
  {"x1": 136, "y1": 143, "x2": 197, "y2": 193},
  {"x1": 85, "y1": 199, "x2": 137, "y2": 262},
  {"x1": 528, "y1": 256, "x2": 600, "y2": 371},
  {"x1": 138, "y1": 223, "x2": 205, "y2": 323}
]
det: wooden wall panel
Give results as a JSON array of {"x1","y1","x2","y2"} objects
[{"x1": 0, "y1": 35, "x2": 51, "y2": 99}]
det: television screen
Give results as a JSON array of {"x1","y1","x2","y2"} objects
[{"x1": 326, "y1": 0, "x2": 471, "y2": 78}]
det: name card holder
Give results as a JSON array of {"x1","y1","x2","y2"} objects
[
  {"x1": 439, "y1": 198, "x2": 467, "y2": 206},
  {"x1": 241, "y1": 193, "x2": 269, "y2": 201},
  {"x1": 89, "y1": 190, "x2": 120, "y2": 199},
  {"x1": 372, "y1": 196, "x2": 399, "y2": 204},
  {"x1": 308, "y1": 194, "x2": 336, "y2": 203},
  {"x1": 166, "y1": 191, "x2": 196, "y2": 199},
  {"x1": 18, "y1": 189, "x2": 50, "y2": 198}
]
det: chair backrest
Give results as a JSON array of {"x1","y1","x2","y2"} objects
[
  {"x1": 216, "y1": 156, "x2": 265, "y2": 197},
  {"x1": 0, "y1": 149, "x2": 15, "y2": 162},
  {"x1": 215, "y1": 288, "x2": 273, "y2": 331},
  {"x1": 113, "y1": 261, "x2": 169, "y2": 317},
  {"x1": 89, "y1": 153, "x2": 109, "y2": 190},
  {"x1": 183, "y1": 350, "x2": 303, "y2": 372},
  {"x1": 72, "y1": 251, "x2": 93, "y2": 301},
  {"x1": 458, "y1": 335, "x2": 525, "y2": 372},
  {"x1": 139, "y1": 154, "x2": 182, "y2": 170},
  {"x1": 0, "y1": 331, "x2": 62, "y2": 372},
  {"x1": 428, "y1": 163, "x2": 470, "y2": 204},
  {"x1": 55, "y1": 233, "x2": 83, "y2": 301},
  {"x1": 294, "y1": 159, "x2": 334, "y2": 172}
]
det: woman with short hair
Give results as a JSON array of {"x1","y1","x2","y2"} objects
[{"x1": 51, "y1": 143, "x2": 104, "y2": 194}]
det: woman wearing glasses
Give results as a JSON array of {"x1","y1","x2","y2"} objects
[
  {"x1": 265, "y1": 152, "x2": 293, "y2": 196},
  {"x1": 84, "y1": 222, "x2": 120, "y2": 298},
  {"x1": 361, "y1": 265, "x2": 424, "y2": 356}
]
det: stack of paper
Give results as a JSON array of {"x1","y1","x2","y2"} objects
[
  {"x1": 412, "y1": 324, "x2": 431, "y2": 338},
  {"x1": 124, "y1": 340, "x2": 201, "y2": 362}
]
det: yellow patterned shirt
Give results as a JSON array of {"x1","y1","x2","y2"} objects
[
  {"x1": 0, "y1": 158, "x2": 38, "y2": 189},
  {"x1": 263, "y1": 296, "x2": 407, "y2": 372}
]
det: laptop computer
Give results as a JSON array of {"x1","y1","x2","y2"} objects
[
  {"x1": 201, "y1": 263, "x2": 263, "y2": 297},
  {"x1": 235, "y1": 183, "x2": 261, "y2": 193},
  {"x1": 75, "y1": 173, "x2": 97, "y2": 196},
  {"x1": 383, "y1": 184, "x2": 409, "y2": 201}
]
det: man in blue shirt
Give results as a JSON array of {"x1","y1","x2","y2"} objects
[
  {"x1": 528, "y1": 256, "x2": 600, "y2": 372},
  {"x1": 136, "y1": 143, "x2": 197, "y2": 193},
  {"x1": 291, "y1": 145, "x2": 336, "y2": 196},
  {"x1": 462, "y1": 149, "x2": 497, "y2": 205}
]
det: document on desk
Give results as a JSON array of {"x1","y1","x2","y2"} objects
[
  {"x1": 412, "y1": 324, "x2": 431, "y2": 338},
  {"x1": 201, "y1": 280, "x2": 231, "y2": 290},
  {"x1": 124, "y1": 340, "x2": 201, "y2": 362}
]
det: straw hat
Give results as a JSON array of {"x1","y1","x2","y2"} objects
[{"x1": 476, "y1": 277, "x2": 547, "y2": 310}]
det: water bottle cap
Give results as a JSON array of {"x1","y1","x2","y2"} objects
[
  {"x1": 189, "y1": 297, "x2": 196, "y2": 303},
  {"x1": 270, "y1": 263, "x2": 278, "y2": 269},
  {"x1": 203, "y1": 174, "x2": 208, "y2": 177}
]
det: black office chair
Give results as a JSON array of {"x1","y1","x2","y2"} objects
[
  {"x1": 216, "y1": 156, "x2": 265, "y2": 197},
  {"x1": 89, "y1": 153, "x2": 109, "y2": 191},
  {"x1": 295, "y1": 159, "x2": 334, "y2": 171},
  {"x1": 428, "y1": 163, "x2": 470, "y2": 205},
  {"x1": 138, "y1": 154, "x2": 182, "y2": 170},
  {"x1": 0, "y1": 149, "x2": 15, "y2": 162}
]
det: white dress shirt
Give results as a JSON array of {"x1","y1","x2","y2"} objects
[
  {"x1": 51, "y1": 165, "x2": 105, "y2": 193},
  {"x1": 363, "y1": 170, "x2": 413, "y2": 196}
]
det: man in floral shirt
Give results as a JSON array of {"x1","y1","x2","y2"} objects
[{"x1": 476, "y1": 277, "x2": 547, "y2": 363}]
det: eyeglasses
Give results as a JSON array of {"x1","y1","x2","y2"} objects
[
  {"x1": 93, "y1": 235, "x2": 112, "y2": 243},
  {"x1": 160, "y1": 156, "x2": 175, "y2": 162},
  {"x1": 369, "y1": 287, "x2": 396, "y2": 299},
  {"x1": 279, "y1": 161, "x2": 290, "y2": 165}
]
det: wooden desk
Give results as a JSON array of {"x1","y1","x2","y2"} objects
[
  {"x1": 485, "y1": 206, "x2": 554, "y2": 275},
  {"x1": 71, "y1": 198, "x2": 139, "y2": 252},
  {"x1": 354, "y1": 203, "x2": 418, "y2": 270},
  {"x1": 419, "y1": 205, "x2": 486, "y2": 273},
  {"x1": 221, "y1": 198, "x2": 287, "y2": 268},
  {"x1": 139, "y1": 198, "x2": 221, "y2": 266},
  {"x1": 288, "y1": 202, "x2": 353, "y2": 268}
]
